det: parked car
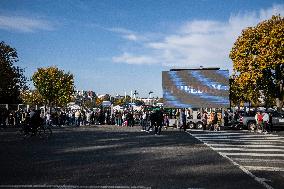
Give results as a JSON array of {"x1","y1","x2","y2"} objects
[
  {"x1": 239, "y1": 111, "x2": 256, "y2": 130},
  {"x1": 271, "y1": 111, "x2": 284, "y2": 130},
  {"x1": 238, "y1": 110, "x2": 284, "y2": 130}
]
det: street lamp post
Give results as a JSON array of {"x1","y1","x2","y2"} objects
[{"x1": 148, "y1": 91, "x2": 153, "y2": 106}]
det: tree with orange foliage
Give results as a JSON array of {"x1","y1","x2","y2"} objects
[{"x1": 230, "y1": 15, "x2": 284, "y2": 109}]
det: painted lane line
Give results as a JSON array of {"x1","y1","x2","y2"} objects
[
  {"x1": 187, "y1": 132, "x2": 275, "y2": 189},
  {"x1": 212, "y1": 148, "x2": 284, "y2": 152},
  {"x1": 244, "y1": 166, "x2": 284, "y2": 172},
  {"x1": 220, "y1": 152, "x2": 284, "y2": 157},
  {"x1": 0, "y1": 185, "x2": 151, "y2": 189}
]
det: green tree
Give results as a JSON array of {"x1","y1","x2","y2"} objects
[
  {"x1": 95, "y1": 98, "x2": 103, "y2": 107},
  {"x1": 134, "y1": 99, "x2": 144, "y2": 106},
  {"x1": 21, "y1": 90, "x2": 44, "y2": 106},
  {"x1": 103, "y1": 94, "x2": 111, "y2": 101},
  {"x1": 0, "y1": 41, "x2": 27, "y2": 104},
  {"x1": 230, "y1": 15, "x2": 284, "y2": 109},
  {"x1": 32, "y1": 66, "x2": 74, "y2": 107}
]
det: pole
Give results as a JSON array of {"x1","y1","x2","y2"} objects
[{"x1": 130, "y1": 90, "x2": 133, "y2": 104}]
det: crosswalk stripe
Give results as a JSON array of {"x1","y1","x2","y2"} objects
[
  {"x1": 191, "y1": 133, "x2": 248, "y2": 136},
  {"x1": 205, "y1": 142, "x2": 283, "y2": 146},
  {"x1": 201, "y1": 139, "x2": 284, "y2": 142},
  {"x1": 189, "y1": 130, "x2": 284, "y2": 189},
  {"x1": 188, "y1": 131, "x2": 275, "y2": 189},
  {"x1": 233, "y1": 158, "x2": 284, "y2": 163},
  {"x1": 220, "y1": 152, "x2": 284, "y2": 157},
  {"x1": 208, "y1": 144, "x2": 284, "y2": 148},
  {"x1": 244, "y1": 166, "x2": 284, "y2": 172},
  {"x1": 195, "y1": 136, "x2": 284, "y2": 139},
  {"x1": 212, "y1": 148, "x2": 284, "y2": 152}
]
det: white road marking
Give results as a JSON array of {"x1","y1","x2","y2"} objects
[
  {"x1": 0, "y1": 185, "x2": 151, "y2": 189},
  {"x1": 191, "y1": 133, "x2": 247, "y2": 136},
  {"x1": 244, "y1": 166, "x2": 284, "y2": 172},
  {"x1": 220, "y1": 152, "x2": 284, "y2": 157},
  {"x1": 212, "y1": 147, "x2": 284, "y2": 152},
  {"x1": 233, "y1": 158, "x2": 284, "y2": 163},
  {"x1": 205, "y1": 141, "x2": 283, "y2": 145},
  {"x1": 189, "y1": 133, "x2": 278, "y2": 189},
  {"x1": 201, "y1": 139, "x2": 284, "y2": 142},
  {"x1": 195, "y1": 136, "x2": 284, "y2": 139},
  {"x1": 208, "y1": 144, "x2": 284, "y2": 148}
]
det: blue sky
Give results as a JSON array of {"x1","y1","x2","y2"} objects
[{"x1": 0, "y1": 0, "x2": 283, "y2": 97}]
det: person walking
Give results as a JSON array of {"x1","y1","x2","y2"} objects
[
  {"x1": 164, "y1": 113, "x2": 169, "y2": 129},
  {"x1": 202, "y1": 111, "x2": 208, "y2": 130},
  {"x1": 75, "y1": 110, "x2": 81, "y2": 127},
  {"x1": 262, "y1": 112, "x2": 269, "y2": 134},
  {"x1": 155, "y1": 109, "x2": 164, "y2": 135},
  {"x1": 224, "y1": 111, "x2": 229, "y2": 126},
  {"x1": 255, "y1": 111, "x2": 263, "y2": 132},
  {"x1": 175, "y1": 110, "x2": 180, "y2": 129},
  {"x1": 46, "y1": 112, "x2": 52, "y2": 126},
  {"x1": 0, "y1": 107, "x2": 8, "y2": 129},
  {"x1": 212, "y1": 112, "x2": 219, "y2": 131},
  {"x1": 141, "y1": 111, "x2": 147, "y2": 131},
  {"x1": 146, "y1": 111, "x2": 156, "y2": 133},
  {"x1": 181, "y1": 109, "x2": 187, "y2": 131}
]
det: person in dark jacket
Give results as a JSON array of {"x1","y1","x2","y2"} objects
[
  {"x1": 146, "y1": 111, "x2": 156, "y2": 132},
  {"x1": 155, "y1": 109, "x2": 164, "y2": 135},
  {"x1": 30, "y1": 110, "x2": 43, "y2": 134},
  {"x1": 181, "y1": 109, "x2": 187, "y2": 131}
]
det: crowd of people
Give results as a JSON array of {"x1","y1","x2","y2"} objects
[
  {"x1": 0, "y1": 105, "x2": 275, "y2": 135},
  {"x1": 0, "y1": 106, "x2": 167, "y2": 135}
]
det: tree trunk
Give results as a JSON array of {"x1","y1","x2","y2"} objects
[
  {"x1": 275, "y1": 64, "x2": 283, "y2": 112},
  {"x1": 276, "y1": 98, "x2": 283, "y2": 112}
]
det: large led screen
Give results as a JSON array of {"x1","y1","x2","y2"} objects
[{"x1": 162, "y1": 69, "x2": 230, "y2": 108}]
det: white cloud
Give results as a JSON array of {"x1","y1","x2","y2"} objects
[
  {"x1": 112, "y1": 52, "x2": 157, "y2": 65},
  {"x1": 108, "y1": 27, "x2": 147, "y2": 42},
  {"x1": 108, "y1": 27, "x2": 133, "y2": 34},
  {"x1": 112, "y1": 5, "x2": 284, "y2": 71},
  {"x1": 123, "y1": 34, "x2": 138, "y2": 41},
  {"x1": 0, "y1": 15, "x2": 53, "y2": 32},
  {"x1": 179, "y1": 20, "x2": 226, "y2": 34}
]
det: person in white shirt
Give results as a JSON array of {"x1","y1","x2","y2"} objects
[
  {"x1": 262, "y1": 112, "x2": 269, "y2": 133},
  {"x1": 46, "y1": 112, "x2": 51, "y2": 126}
]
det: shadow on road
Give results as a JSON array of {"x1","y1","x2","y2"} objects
[{"x1": 0, "y1": 126, "x2": 264, "y2": 189}]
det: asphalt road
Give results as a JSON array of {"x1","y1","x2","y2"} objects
[{"x1": 0, "y1": 125, "x2": 282, "y2": 189}]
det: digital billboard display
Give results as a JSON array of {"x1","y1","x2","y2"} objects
[{"x1": 162, "y1": 69, "x2": 230, "y2": 108}]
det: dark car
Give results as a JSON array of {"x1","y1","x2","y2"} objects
[{"x1": 270, "y1": 111, "x2": 284, "y2": 130}]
